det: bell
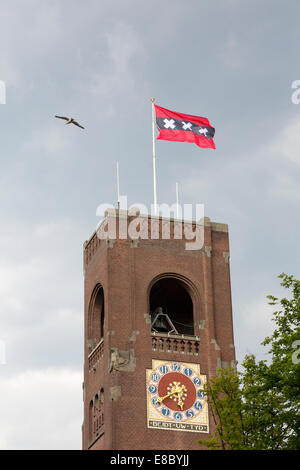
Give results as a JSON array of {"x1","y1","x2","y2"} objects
[
  {"x1": 151, "y1": 307, "x2": 178, "y2": 334},
  {"x1": 153, "y1": 314, "x2": 170, "y2": 332}
]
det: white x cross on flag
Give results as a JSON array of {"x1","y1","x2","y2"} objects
[
  {"x1": 163, "y1": 118, "x2": 176, "y2": 129},
  {"x1": 182, "y1": 121, "x2": 192, "y2": 131}
]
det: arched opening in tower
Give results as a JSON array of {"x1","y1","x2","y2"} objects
[
  {"x1": 88, "y1": 284, "x2": 105, "y2": 352},
  {"x1": 149, "y1": 278, "x2": 194, "y2": 336}
]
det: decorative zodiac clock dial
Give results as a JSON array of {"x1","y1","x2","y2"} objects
[{"x1": 146, "y1": 360, "x2": 209, "y2": 433}]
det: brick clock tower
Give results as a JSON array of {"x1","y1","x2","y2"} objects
[{"x1": 82, "y1": 210, "x2": 235, "y2": 450}]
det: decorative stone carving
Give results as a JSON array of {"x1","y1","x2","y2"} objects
[
  {"x1": 87, "y1": 338, "x2": 97, "y2": 351},
  {"x1": 129, "y1": 330, "x2": 140, "y2": 343},
  {"x1": 109, "y1": 348, "x2": 136, "y2": 372},
  {"x1": 211, "y1": 338, "x2": 220, "y2": 350},
  {"x1": 204, "y1": 245, "x2": 212, "y2": 257},
  {"x1": 106, "y1": 239, "x2": 115, "y2": 248},
  {"x1": 130, "y1": 238, "x2": 139, "y2": 248},
  {"x1": 110, "y1": 386, "x2": 122, "y2": 401}
]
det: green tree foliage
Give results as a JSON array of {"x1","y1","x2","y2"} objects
[{"x1": 198, "y1": 273, "x2": 300, "y2": 450}]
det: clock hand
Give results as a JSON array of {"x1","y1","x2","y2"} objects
[
  {"x1": 177, "y1": 392, "x2": 185, "y2": 410},
  {"x1": 157, "y1": 391, "x2": 185, "y2": 410},
  {"x1": 156, "y1": 390, "x2": 177, "y2": 404},
  {"x1": 157, "y1": 383, "x2": 186, "y2": 408}
]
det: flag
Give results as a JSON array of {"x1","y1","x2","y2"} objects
[{"x1": 154, "y1": 104, "x2": 215, "y2": 149}]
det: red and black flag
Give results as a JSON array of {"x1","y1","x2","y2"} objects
[{"x1": 154, "y1": 104, "x2": 215, "y2": 149}]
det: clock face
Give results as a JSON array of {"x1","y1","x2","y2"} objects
[{"x1": 146, "y1": 360, "x2": 209, "y2": 433}]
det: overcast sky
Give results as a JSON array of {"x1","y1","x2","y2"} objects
[{"x1": 1, "y1": 0, "x2": 300, "y2": 449}]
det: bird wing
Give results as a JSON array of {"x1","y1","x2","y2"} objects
[
  {"x1": 55, "y1": 115, "x2": 69, "y2": 121},
  {"x1": 72, "y1": 121, "x2": 84, "y2": 129}
]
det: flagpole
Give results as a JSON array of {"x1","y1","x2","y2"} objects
[
  {"x1": 151, "y1": 97, "x2": 158, "y2": 216},
  {"x1": 116, "y1": 160, "x2": 120, "y2": 210},
  {"x1": 176, "y1": 182, "x2": 179, "y2": 218}
]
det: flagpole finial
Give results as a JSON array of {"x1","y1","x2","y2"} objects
[{"x1": 151, "y1": 97, "x2": 155, "y2": 103}]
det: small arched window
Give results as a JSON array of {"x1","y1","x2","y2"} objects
[
  {"x1": 100, "y1": 388, "x2": 104, "y2": 406},
  {"x1": 100, "y1": 388, "x2": 104, "y2": 427},
  {"x1": 89, "y1": 400, "x2": 94, "y2": 443},
  {"x1": 149, "y1": 277, "x2": 194, "y2": 335},
  {"x1": 89, "y1": 390, "x2": 105, "y2": 443}
]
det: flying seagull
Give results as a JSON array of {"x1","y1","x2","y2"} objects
[{"x1": 55, "y1": 115, "x2": 84, "y2": 129}]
